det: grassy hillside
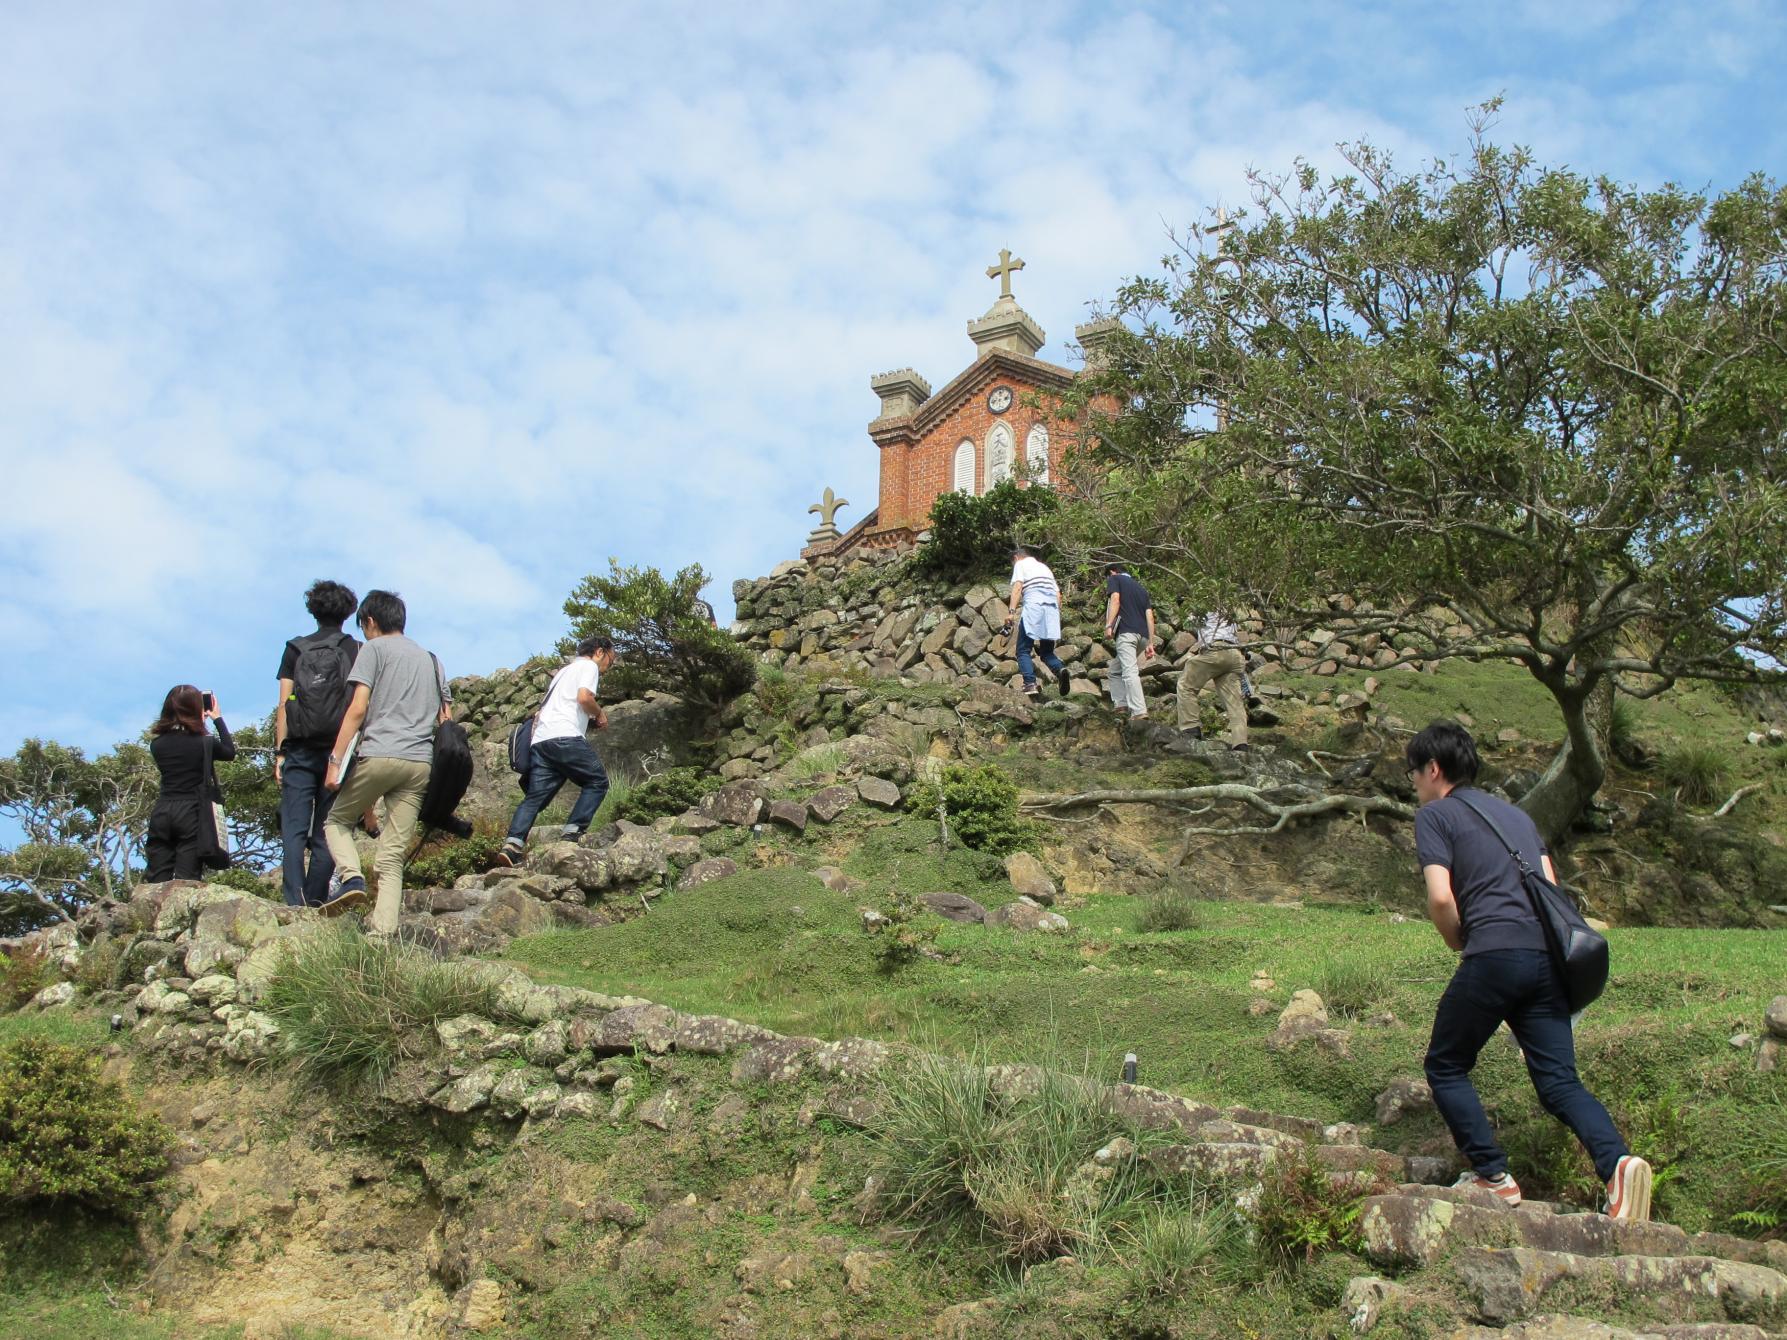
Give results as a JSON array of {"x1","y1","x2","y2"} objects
[{"x1": 500, "y1": 820, "x2": 1786, "y2": 1235}]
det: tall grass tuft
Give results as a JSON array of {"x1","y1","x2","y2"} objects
[
  {"x1": 1660, "y1": 743, "x2": 1732, "y2": 807},
  {"x1": 1134, "y1": 886, "x2": 1202, "y2": 933},
  {"x1": 785, "y1": 742, "x2": 848, "y2": 780},
  {"x1": 260, "y1": 923, "x2": 500, "y2": 1085},
  {"x1": 1316, "y1": 958, "x2": 1394, "y2": 1020},
  {"x1": 1121, "y1": 1195, "x2": 1238, "y2": 1296},
  {"x1": 868, "y1": 1049, "x2": 1159, "y2": 1265}
]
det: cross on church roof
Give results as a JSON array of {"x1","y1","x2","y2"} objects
[{"x1": 986, "y1": 248, "x2": 1025, "y2": 299}]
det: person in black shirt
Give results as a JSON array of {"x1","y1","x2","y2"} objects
[
  {"x1": 1102, "y1": 563, "x2": 1156, "y2": 719},
  {"x1": 273, "y1": 580, "x2": 360, "y2": 907},
  {"x1": 146, "y1": 685, "x2": 234, "y2": 882},
  {"x1": 1408, "y1": 720, "x2": 1651, "y2": 1222}
]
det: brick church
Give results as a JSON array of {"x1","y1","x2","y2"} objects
[{"x1": 805, "y1": 251, "x2": 1117, "y2": 558}]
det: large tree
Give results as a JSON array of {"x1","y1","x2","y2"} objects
[
  {"x1": 1064, "y1": 112, "x2": 1787, "y2": 842},
  {"x1": 561, "y1": 561, "x2": 756, "y2": 713},
  {"x1": 0, "y1": 728, "x2": 281, "y2": 934}
]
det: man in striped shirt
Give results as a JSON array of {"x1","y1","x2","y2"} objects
[
  {"x1": 1002, "y1": 546, "x2": 1070, "y2": 699},
  {"x1": 1176, "y1": 610, "x2": 1249, "y2": 749}
]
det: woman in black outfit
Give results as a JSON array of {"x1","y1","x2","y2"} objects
[{"x1": 146, "y1": 685, "x2": 234, "y2": 881}]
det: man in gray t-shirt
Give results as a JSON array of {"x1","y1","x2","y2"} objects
[{"x1": 321, "y1": 590, "x2": 451, "y2": 934}]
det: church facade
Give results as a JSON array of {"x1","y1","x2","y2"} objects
[{"x1": 810, "y1": 251, "x2": 1117, "y2": 558}]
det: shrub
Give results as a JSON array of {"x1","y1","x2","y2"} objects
[
  {"x1": 205, "y1": 865, "x2": 274, "y2": 897},
  {"x1": 560, "y1": 560, "x2": 756, "y2": 711},
  {"x1": 260, "y1": 923, "x2": 501, "y2": 1084},
  {"x1": 1316, "y1": 958, "x2": 1394, "y2": 1021},
  {"x1": 910, "y1": 480, "x2": 1061, "y2": 581},
  {"x1": 71, "y1": 934, "x2": 129, "y2": 993},
  {"x1": 1249, "y1": 1143, "x2": 1375, "y2": 1268},
  {"x1": 1660, "y1": 743, "x2": 1732, "y2": 807},
  {"x1": 406, "y1": 828, "x2": 507, "y2": 888},
  {"x1": 869, "y1": 1050, "x2": 1156, "y2": 1264},
  {"x1": 0, "y1": 1039, "x2": 170, "y2": 1216},
  {"x1": 1135, "y1": 887, "x2": 1201, "y2": 933},
  {"x1": 906, "y1": 763, "x2": 1039, "y2": 856},
  {"x1": 1, "y1": 943, "x2": 53, "y2": 1010},
  {"x1": 613, "y1": 767, "x2": 719, "y2": 824},
  {"x1": 867, "y1": 889, "x2": 940, "y2": 973}
]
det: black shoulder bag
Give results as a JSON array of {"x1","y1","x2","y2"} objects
[
  {"x1": 1451, "y1": 791, "x2": 1608, "y2": 1012},
  {"x1": 507, "y1": 665, "x2": 566, "y2": 777},
  {"x1": 198, "y1": 735, "x2": 232, "y2": 871}
]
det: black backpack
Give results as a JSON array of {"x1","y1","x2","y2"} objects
[{"x1": 284, "y1": 632, "x2": 358, "y2": 744}]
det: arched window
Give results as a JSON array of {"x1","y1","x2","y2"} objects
[
  {"x1": 952, "y1": 440, "x2": 976, "y2": 494},
  {"x1": 1026, "y1": 423, "x2": 1050, "y2": 485},
  {"x1": 986, "y1": 422, "x2": 1014, "y2": 487}
]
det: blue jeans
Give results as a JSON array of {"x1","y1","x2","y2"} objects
[
  {"x1": 1424, "y1": 948, "x2": 1629, "y2": 1182},
  {"x1": 506, "y1": 735, "x2": 610, "y2": 844},
  {"x1": 279, "y1": 744, "x2": 337, "y2": 907},
  {"x1": 1015, "y1": 625, "x2": 1065, "y2": 688}
]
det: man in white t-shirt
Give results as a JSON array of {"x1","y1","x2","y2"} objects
[
  {"x1": 495, "y1": 636, "x2": 617, "y2": 864},
  {"x1": 1000, "y1": 545, "x2": 1070, "y2": 699}
]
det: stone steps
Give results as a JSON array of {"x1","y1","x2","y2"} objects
[
  {"x1": 1454, "y1": 1247, "x2": 1787, "y2": 1331},
  {"x1": 1451, "y1": 1316, "x2": 1783, "y2": 1339},
  {"x1": 1361, "y1": 1185, "x2": 1787, "y2": 1274}
]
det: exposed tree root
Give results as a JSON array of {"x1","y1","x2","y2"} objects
[{"x1": 1021, "y1": 784, "x2": 1416, "y2": 856}]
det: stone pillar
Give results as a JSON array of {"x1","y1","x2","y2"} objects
[{"x1": 1074, "y1": 317, "x2": 1123, "y2": 370}]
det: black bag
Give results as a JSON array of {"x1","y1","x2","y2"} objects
[
  {"x1": 1452, "y1": 792, "x2": 1609, "y2": 1012},
  {"x1": 198, "y1": 735, "x2": 232, "y2": 871},
  {"x1": 507, "y1": 716, "x2": 536, "y2": 777},
  {"x1": 507, "y1": 667, "x2": 565, "y2": 776},
  {"x1": 418, "y1": 719, "x2": 473, "y2": 832},
  {"x1": 284, "y1": 632, "x2": 358, "y2": 745}
]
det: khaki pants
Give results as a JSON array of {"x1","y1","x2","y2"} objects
[
  {"x1": 1175, "y1": 646, "x2": 1248, "y2": 745},
  {"x1": 323, "y1": 756, "x2": 430, "y2": 934},
  {"x1": 1105, "y1": 633, "x2": 1147, "y2": 715}
]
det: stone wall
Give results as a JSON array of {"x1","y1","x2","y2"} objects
[{"x1": 732, "y1": 554, "x2": 1417, "y2": 692}]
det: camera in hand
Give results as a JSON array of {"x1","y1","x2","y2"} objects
[{"x1": 202, "y1": 692, "x2": 214, "y2": 712}]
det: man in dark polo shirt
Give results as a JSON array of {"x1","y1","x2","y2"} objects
[{"x1": 1408, "y1": 721, "x2": 1651, "y2": 1222}]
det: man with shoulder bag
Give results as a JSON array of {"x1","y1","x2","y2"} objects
[
  {"x1": 1406, "y1": 720, "x2": 1651, "y2": 1221},
  {"x1": 273, "y1": 580, "x2": 360, "y2": 907},
  {"x1": 321, "y1": 590, "x2": 452, "y2": 934},
  {"x1": 495, "y1": 636, "x2": 616, "y2": 865}
]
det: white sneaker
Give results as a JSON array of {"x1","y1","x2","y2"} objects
[
  {"x1": 1453, "y1": 1170, "x2": 1522, "y2": 1206},
  {"x1": 1604, "y1": 1155, "x2": 1653, "y2": 1222}
]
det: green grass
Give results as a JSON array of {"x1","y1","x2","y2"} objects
[
  {"x1": 0, "y1": 1294, "x2": 244, "y2": 1340},
  {"x1": 0, "y1": 1010, "x2": 112, "y2": 1050}
]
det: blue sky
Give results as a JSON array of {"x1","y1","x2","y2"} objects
[{"x1": 2, "y1": 0, "x2": 1783, "y2": 756}]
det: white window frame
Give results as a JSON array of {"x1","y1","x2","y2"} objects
[{"x1": 952, "y1": 439, "x2": 977, "y2": 494}]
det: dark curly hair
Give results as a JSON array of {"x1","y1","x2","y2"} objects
[{"x1": 305, "y1": 579, "x2": 359, "y2": 626}]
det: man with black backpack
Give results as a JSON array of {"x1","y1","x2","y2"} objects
[
  {"x1": 1407, "y1": 721, "x2": 1651, "y2": 1221},
  {"x1": 274, "y1": 580, "x2": 360, "y2": 907}
]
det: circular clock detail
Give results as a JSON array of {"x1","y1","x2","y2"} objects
[{"x1": 987, "y1": 386, "x2": 1013, "y2": 414}]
